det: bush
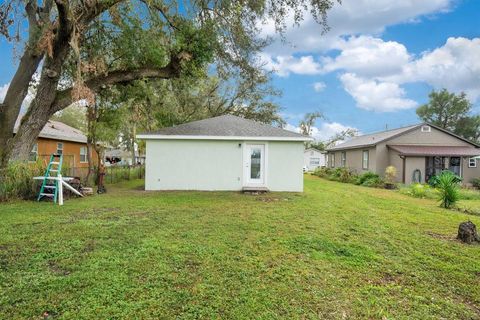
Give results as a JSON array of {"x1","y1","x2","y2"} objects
[
  {"x1": 331, "y1": 167, "x2": 357, "y2": 183},
  {"x1": 408, "y1": 183, "x2": 431, "y2": 198},
  {"x1": 384, "y1": 166, "x2": 397, "y2": 185},
  {"x1": 436, "y1": 171, "x2": 461, "y2": 208},
  {"x1": 471, "y1": 178, "x2": 480, "y2": 189},
  {"x1": 355, "y1": 171, "x2": 384, "y2": 188},
  {"x1": 0, "y1": 161, "x2": 46, "y2": 201},
  {"x1": 313, "y1": 167, "x2": 333, "y2": 178}
]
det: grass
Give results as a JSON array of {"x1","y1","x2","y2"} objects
[{"x1": 1, "y1": 176, "x2": 480, "y2": 319}]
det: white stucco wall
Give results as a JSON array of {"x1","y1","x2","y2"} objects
[{"x1": 144, "y1": 139, "x2": 304, "y2": 192}]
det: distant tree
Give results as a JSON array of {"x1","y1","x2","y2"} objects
[
  {"x1": 309, "y1": 128, "x2": 358, "y2": 151},
  {"x1": 416, "y1": 89, "x2": 471, "y2": 131},
  {"x1": 416, "y1": 89, "x2": 480, "y2": 142},
  {"x1": 299, "y1": 112, "x2": 324, "y2": 136},
  {"x1": 454, "y1": 115, "x2": 480, "y2": 142},
  {"x1": 51, "y1": 105, "x2": 87, "y2": 132}
]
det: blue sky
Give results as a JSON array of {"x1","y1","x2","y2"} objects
[
  {"x1": 259, "y1": 0, "x2": 480, "y2": 140},
  {"x1": 1, "y1": 0, "x2": 479, "y2": 141}
]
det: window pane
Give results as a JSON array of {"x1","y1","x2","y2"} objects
[{"x1": 250, "y1": 148, "x2": 261, "y2": 179}]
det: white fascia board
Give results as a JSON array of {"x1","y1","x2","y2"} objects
[{"x1": 136, "y1": 134, "x2": 313, "y2": 142}]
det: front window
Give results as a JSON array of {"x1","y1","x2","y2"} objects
[
  {"x1": 310, "y1": 158, "x2": 320, "y2": 166},
  {"x1": 80, "y1": 146, "x2": 88, "y2": 163},
  {"x1": 362, "y1": 150, "x2": 369, "y2": 169},
  {"x1": 56, "y1": 142, "x2": 63, "y2": 155},
  {"x1": 469, "y1": 157, "x2": 477, "y2": 168},
  {"x1": 341, "y1": 152, "x2": 346, "y2": 167},
  {"x1": 330, "y1": 154, "x2": 335, "y2": 168},
  {"x1": 29, "y1": 143, "x2": 38, "y2": 162}
]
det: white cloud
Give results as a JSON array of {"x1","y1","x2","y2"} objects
[
  {"x1": 259, "y1": 53, "x2": 322, "y2": 77},
  {"x1": 0, "y1": 83, "x2": 9, "y2": 103},
  {"x1": 261, "y1": 0, "x2": 452, "y2": 55},
  {"x1": 313, "y1": 82, "x2": 326, "y2": 92},
  {"x1": 340, "y1": 73, "x2": 417, "y2": 112},
  {"x1": 322, "y1": 36, "x2": 411, "y2": 78},
  {"x1": 399, "y1": 37, "x2": 480, "y2": 101},
  {"x1": 285, "y1": 121, "x2": 358, "y2": 142}
]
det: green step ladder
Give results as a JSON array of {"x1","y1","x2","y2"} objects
[{"x1": 37, "y1": 154, "x2": 63, "y2": 203}]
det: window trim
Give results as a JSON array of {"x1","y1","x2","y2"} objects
[
  {"x1": 341, "y1": 151, "x2": 346, "y2": 167},
  {"x1": 362, "y1": 150, "x2": 369, "y2": 170},
  {"x1": 80, "y1": 146, "x2": 88, "y2": 163},
  {"x1": 56, "y1": 142, "x2": 63, "y2": 155},
  {"x1": 330, "y1": 153, "x2": 335, "y2": 168},
  {"x1": 469, "y1": 157, "x2": 477, "y2": 168}
]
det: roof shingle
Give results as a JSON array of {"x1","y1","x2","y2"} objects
[{"x1": 138, "y1": 115, "x2": 311, "y2": 140}]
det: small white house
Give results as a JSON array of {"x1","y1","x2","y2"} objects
[
  {"x1": 304, "y1": 148, "x2": 326, "y2": 171},
  {"x1": 137, "y1": 115, "x2": 312, "y2": 192}
]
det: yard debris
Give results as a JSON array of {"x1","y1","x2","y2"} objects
[{"x1": 457, "y1": 221, "x2": 480, "y2": 244}]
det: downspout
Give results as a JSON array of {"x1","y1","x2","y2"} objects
[{"x1": 400, "y1": 155, "x2": 406, "y2": 184}]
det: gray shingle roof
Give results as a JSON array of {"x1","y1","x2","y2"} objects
[
  {"x1": 14, "y1": 120, "x2": 87, "y2": 143},
  {"x1": 327, "y1": 124, "x2": 420, "y2": 151},
  {"x1": 138, "y1": 115, "x2": 311, "y2": 140}
]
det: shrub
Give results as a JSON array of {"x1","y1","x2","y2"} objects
[
  {"x1": 471, "y1": 178, "x2": 480, "y2": 190},
  {"x1": 384, "y1": 166, "x2": 397, "y2": 185},
  {"x1": 0, "y1": 161, "x2": 46, "y2": 201},
  {"x1": 409, "y1": 183, "x2": 430, "y2": 198},
  {"x1": 436, "y1": 171, "x2": 461, "y2": 208},
  {"x1": 331, "y1": 167, "x2": 357, "y2": 183},
  {"x1": 355, "y1": 172, "x2": 384, "y2": 187},
  {"x1": 313, "y1": 167, "x2": 333, "y2": 178}
]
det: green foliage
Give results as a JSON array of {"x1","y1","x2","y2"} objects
[
  {"x1": 0, "y1": 161, "x2": 46, "y2": 201},
  {"x1": 331, "y1": 167, "x2": 357, "y2": 183},
  {"x1": 428, "y1": 171, "x2": 462, "y2": 188},
  {"x1": 436, "y1": 171, "x2": 461, "y2": 208},
  {"x1": 356, "y1": 172, "x2": 384, "y2": 188},
  {"x1": 416, "y1": 89, "x2": 479, "y2": 141},
  {"x1": 51, "y1": 105, "x2": 87, "y2": 132},
  {"x1": 471, "y1": 178, "x2": 480, "y2": 190},
  {"x1": 407, "y1": 183, "x2": 432, "y2": 198}
]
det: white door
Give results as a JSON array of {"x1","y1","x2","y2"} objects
[{"x1": 244, "y1": 144, "x2": 266, "y2": 187}]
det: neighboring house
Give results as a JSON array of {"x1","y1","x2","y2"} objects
[
  {"x1": 304, "y1": 148, "x2": 326, "y2": 171},
  {"x1": 326, "y1": 123, "x2": 480, "y2": 185},
  {"x1": 137, "y1": 115, "x2": 312, "y2": 191},
  {"x1": 105, "y1": 147, "x2": 145, "y2": 166},
  {"x1": 14, "y1": 120, "x2": 96, "y2": 169}
]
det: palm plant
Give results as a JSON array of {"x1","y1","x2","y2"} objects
[{"x1": 435, "y1": 171, "x2": 461, "y2": 208}]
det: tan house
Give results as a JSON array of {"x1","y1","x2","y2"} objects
[
  {"x1": 14, "y1": 120, "x2": 97, "y2": 169},
  {"x1": 326, "y1": 123, "x2": 480, "y2": 185}
]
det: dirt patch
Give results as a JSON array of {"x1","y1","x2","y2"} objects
[
  {"x1": 47, "y1": 260, "x2": 71, "y2": 276},
  {"x1": 368, "y1": 271, "x2": 404, "y2": 286}
]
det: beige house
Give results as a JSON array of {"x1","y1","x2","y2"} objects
[{"x1": 326, "y1": 123, "x2": 480, "y2": 185}]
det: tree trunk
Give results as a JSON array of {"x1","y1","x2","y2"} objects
[
  {"x1": 0, "y1": 50, "x2": 43, "y2": 170},
  {"x1": 85, "y1": 105, "x2": 96, "y2": 185}
]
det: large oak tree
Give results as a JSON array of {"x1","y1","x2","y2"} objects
[{"x1": 0, "y1": 0, "x2": 338, "y2": 176}]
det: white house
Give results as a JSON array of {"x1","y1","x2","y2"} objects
[
  {"x1": 137, "y1": 115, "x2": 312, "y2": 192},
  {"x1": 304, "y1": 148, "x2": 326, "y2": 171}
]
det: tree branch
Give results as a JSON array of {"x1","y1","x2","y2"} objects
[{"x1": 52, "y1": 52, "x2": 187, "y2": 112}]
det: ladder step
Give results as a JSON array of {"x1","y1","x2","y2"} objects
[
  {"x1": 44, "y1": 185, "x2": 56, "y2": 189},
  {"x1": 40, "y1": 193, "x2": 54, "y2": 197},
  {"x1": 50, "y1": 169, "x2": 59, "y2": 172},
  {"x1": 51, "y1": 162, "x2": 60, "y2": 165}
]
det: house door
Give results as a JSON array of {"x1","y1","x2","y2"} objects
[{"x1": 244, "y1": 144, "x2": 266, "y2": 187}]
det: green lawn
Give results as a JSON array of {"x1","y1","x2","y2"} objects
[{"x1": 1, "y1": 176, "x2": 480, "y2": 319}]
